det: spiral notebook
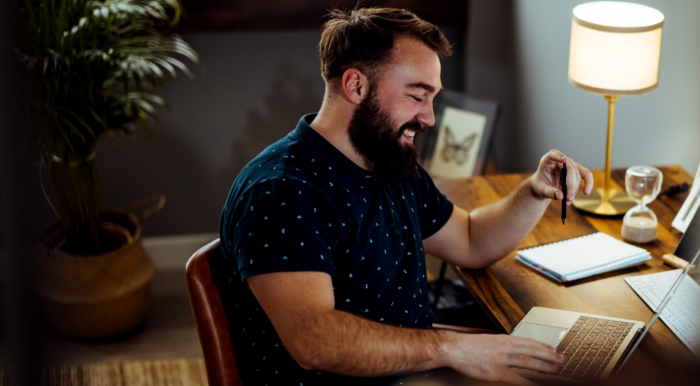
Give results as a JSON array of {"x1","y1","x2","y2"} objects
[{"x1": 516, "y1": 233, "x2": 651, "y2": 282}]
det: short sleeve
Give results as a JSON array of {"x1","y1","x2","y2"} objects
[
  {"x1": 224, "y1": 178, "x2": 338, "y2": 281},
  {"x1": 417, "y1": 166, "x2": 454, "y2": 239}
]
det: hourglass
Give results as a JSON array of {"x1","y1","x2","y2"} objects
[{"x1": 621, "y1": 166, "x2": 663, "y2": 243}]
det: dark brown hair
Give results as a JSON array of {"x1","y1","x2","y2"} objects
[{"x1": 318, "y1": 7, "x2": 452, "y2": 93}]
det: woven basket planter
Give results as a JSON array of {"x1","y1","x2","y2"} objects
[{"x1": 34, "y1": 195, "x2": 164, "y2": 339}]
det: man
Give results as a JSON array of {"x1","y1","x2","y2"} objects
[{"x1": 219, "y1": 7, "x2": 593, "y2": 386}]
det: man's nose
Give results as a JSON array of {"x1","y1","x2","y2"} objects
[{"x1": 418, "y1": 103, "x2": 436, "y2": 128}]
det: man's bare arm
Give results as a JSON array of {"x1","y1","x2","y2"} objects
[
  {"x1": 423, "y1": 178, "x2": 548, "y2": 269},
  {"x1": 248, "y1": 270, "x2": 564, "y2": 384},
  {"x1": 423, "y1": 150, "x2": 593, "y2": 269}
]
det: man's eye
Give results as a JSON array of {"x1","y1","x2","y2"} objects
[{"x1": 411, "y1": 96, "x2": 422, "y2": 102}]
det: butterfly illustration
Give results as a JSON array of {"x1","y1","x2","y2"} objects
[{"x1": 440, "y1": 125, "x2": 476, "y2": 165}]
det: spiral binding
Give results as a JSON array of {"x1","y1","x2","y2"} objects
[{"x1": 518, "y1": 232, "x2": 600, "y2": 252}]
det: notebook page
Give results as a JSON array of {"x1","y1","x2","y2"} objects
[
  {"x1": 564, "y1": 252, "x2": 650, "y2": 281},
  {"x1": 517, "y1": 233, "x2": 649, "y2": 278}
]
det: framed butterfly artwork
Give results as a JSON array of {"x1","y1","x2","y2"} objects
[{"x1": 418, "y1": 90, "x2": 500, "y2": 179}]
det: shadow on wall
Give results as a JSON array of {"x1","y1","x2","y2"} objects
[
  {"x1": 99, "y1": 64, "x2": 322, "y2": 236},
  {"x1": 215, "y1": 64, "x2": 322, "y2": 192},
  {"x1": 97, "y1": 127, "x2": 212, "y2": 236}
]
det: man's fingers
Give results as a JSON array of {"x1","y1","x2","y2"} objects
[
  {"x1": 566, "y1": 159, "x2": 580, "y2": 203},
  {"x1": 550, "y1": 186, "x2": 563, "y2": 201},
  {"x1": 509, "y1": 337, "x2": 565, "y2": 364},
  {"x1": 507, "y1": 354, "x2": 560, "y2": 375},
  {"x1": 577, "y1": 163, "x2": 594, "y2": 195},
  {"x1": 522, "y1": 345, "x2": 564, "y2": 364},
  {"x1": 542, "y1": 149, "x2": 567, "y2": 165}
]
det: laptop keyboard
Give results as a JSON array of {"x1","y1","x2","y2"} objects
[
  {"x1": 554, "y1": 317, "x2": 634, "y2": 381},
  {"x1": 626, "y1": 270, "x2": 700, "y2": 357}
]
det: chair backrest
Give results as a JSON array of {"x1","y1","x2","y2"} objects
[{"x1": 185, "y1": 238, "x2": 244, "y2": 386}]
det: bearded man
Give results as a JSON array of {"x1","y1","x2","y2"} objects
[{"x1": 219, "y1": 6, "x2": 593, "y2": 386}]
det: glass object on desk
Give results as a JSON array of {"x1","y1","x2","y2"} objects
[{"x1": 622, "y1": 166, "x2": 663, "y2": 243}]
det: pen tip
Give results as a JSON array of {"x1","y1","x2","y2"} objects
[{"x1": 562, "y1": 219, "x2": 566, "y2": 225}]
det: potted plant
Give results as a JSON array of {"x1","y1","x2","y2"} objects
[{"x1": 13, "y1": 0, "x2": 198, "y2": 338}]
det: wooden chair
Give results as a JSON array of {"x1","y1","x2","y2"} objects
[{"x1": 186, "y1": 238, "x2": 244, "y2": 386}]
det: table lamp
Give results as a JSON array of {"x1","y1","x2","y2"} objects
[{"x1": 568, "y1": 1, "x2": 664, "y2": 217}]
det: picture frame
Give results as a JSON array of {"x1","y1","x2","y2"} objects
[{"x1": 418, "y1": 90, "x2": 500, "y2": 179}]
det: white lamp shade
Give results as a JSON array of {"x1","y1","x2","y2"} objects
[{"x1": 568, "y1": 1, "x2": 664, "y2": 95}]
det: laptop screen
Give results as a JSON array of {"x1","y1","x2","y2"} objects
[
  {"x1": 675, "y1": 202, "x2": 700, "y2": 264},
  {"x1": 638, "y1": 200, "x2": 700, "y2": 322}
]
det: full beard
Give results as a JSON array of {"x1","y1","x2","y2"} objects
[{"x1": 348, "y1": 88, "x2": 425, "y2": 182}]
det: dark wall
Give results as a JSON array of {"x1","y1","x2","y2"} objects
[{"x1": 97, "y1": 24, "x2": 466, "y2": 237}]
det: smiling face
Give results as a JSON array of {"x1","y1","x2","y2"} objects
[{"x1": 348, "y1": 37, "x2": 443, "y2": 181}]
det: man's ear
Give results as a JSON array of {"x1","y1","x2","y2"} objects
[{"x1": 341, "y1": 69, "x2": 370, "y2": 105}]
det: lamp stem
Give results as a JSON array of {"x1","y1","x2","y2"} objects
[
  {"x1": 603, "y1": 95, "x2": 619, "y2": 205},
  {"x1": 572, "y1": 94, "x2": 635, "y2": 217}
]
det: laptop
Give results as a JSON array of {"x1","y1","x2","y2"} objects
[{"x1": 510, "y1": 244, "x2": 700, "y2": 382}]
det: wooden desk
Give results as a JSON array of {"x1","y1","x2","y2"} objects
[{"x1": 435, "y1": 165, "x2": 698, "y2": 375}]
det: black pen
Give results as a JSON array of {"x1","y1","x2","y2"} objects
[{"x1": 561, "y1": 163, "x2": 567, "y2": 225}]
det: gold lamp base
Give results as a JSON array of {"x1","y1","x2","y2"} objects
[{"x1": 572, "y1": 187, "x2": 636, "y2": 218}]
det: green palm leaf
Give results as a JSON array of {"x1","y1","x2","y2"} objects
[
  {"x1": 13, "y1": 0, "x2": 198, "y2": 254},
  {"x1": 15, "y1": 0, "x2": 199, "y2": 158}
]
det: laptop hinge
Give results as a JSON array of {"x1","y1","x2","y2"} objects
[{"x1": 611, "y1": 327, "x2": 643, "y2": 377}]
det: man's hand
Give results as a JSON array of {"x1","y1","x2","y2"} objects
[
  {"x1": 446, "y1": 333, "x2": 566, "y2": 386},
  {"x1": 529, "y1": 149, "x2": 594, "y2": 205}
]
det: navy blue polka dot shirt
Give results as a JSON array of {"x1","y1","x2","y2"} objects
[{"x1": 219, "y1": 114, "x2": 454, "y2": 385}]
